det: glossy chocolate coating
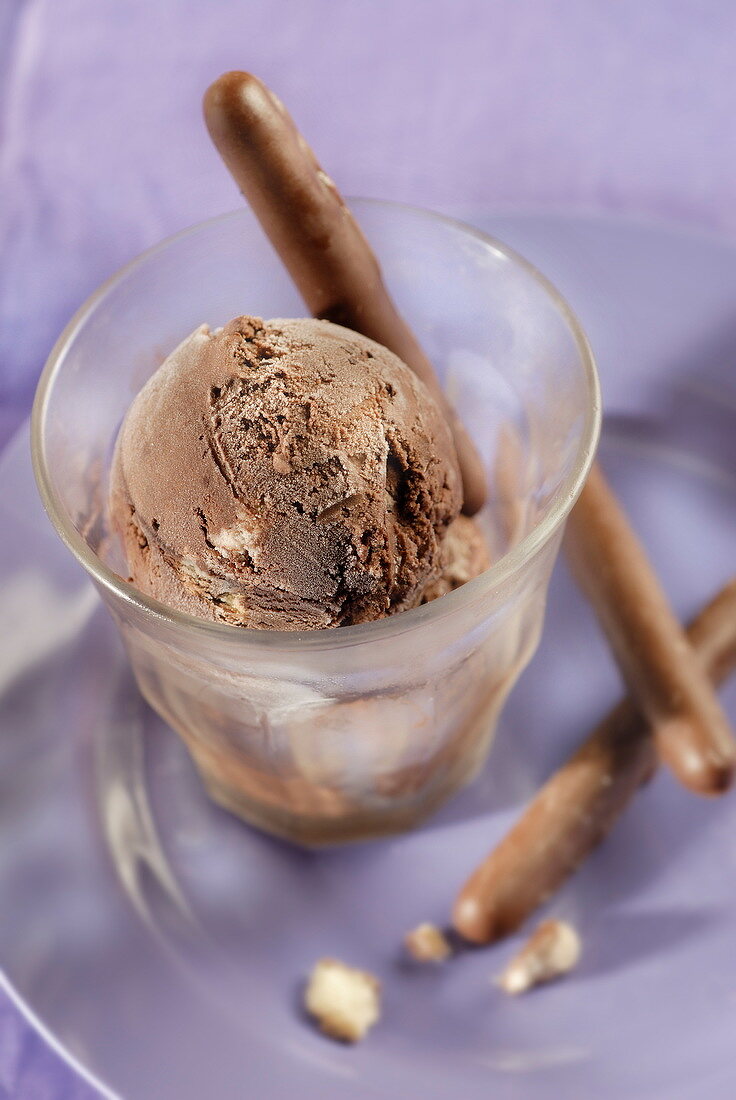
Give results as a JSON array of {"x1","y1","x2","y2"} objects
[
  {"x1": 203, "y1": 71, "x2": 487, "y2": 515},
  {"x1": 452, "y1": 579, "x2": 736, "y2": 944},
  {"x1": 567, "y1": 464, "x2": 736, "y2": 794}
]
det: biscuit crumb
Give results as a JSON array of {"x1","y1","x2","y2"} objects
[
  {"x1": 304, "y1": 958, "x2": 381, "y2": 1042},
  {"x1": 497, "y1": 920, "x2": 581, "y2": 995},
  {"x1": 404, "y1": 922, "x2": 452, "y2": 963}
]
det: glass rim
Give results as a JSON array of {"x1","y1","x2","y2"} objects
[{"x1": 31, "y1": 199, "x2": 601, "y2": 652}]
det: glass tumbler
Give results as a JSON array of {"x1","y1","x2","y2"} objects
[{"x1": 32, "y1": 201, "x2": 600, "y2": 845}]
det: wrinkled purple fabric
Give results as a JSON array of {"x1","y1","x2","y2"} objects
[{"x1": 1, "y1": 0, "x2": 734, "y2": 1095}]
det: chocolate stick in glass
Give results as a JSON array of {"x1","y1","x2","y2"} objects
[{"x1": 202, "y1": 71, "x2": 486, "y2": 516}]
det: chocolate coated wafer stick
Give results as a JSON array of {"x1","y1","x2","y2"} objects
[
  {"x1": 452, "y1": 579, "x2": 736, "y2": 945},
  {"x1": 566, "y1": 465, "x2": 736, "y2": 794},
  {"x1": 203, "y1": 71, "x2": 487, "y2": 515}
]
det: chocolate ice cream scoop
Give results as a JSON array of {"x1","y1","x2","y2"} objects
[{"x1": 110, "y1": 316, "x2": 464, "y2": 630}]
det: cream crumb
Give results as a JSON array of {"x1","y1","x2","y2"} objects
[
  {"x1": 497, "y1": 920, "x2": 581, "y2": 995},
  {"x1": 304, "y1": 958, "x2": 381, "y2": 1042},
  {"x1": 404, "y1": 922, "x2": 452, "y2": 963}
]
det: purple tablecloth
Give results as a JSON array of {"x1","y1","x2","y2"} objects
[{"x1": 1, "y1": 1, "x2": 734, "y2": 1095}]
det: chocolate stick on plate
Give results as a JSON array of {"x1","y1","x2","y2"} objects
[
  {"x1": 452, "y1": 578, "x2": 736, "y2": 945},
  {"x1": 203, "y1": 71, "x2": 487, "y2": 516},
  {"x1": 566, "y1": 464, "x2": 736, "y2": 794},
  {"x1": 204, "y1": 70, "x2": 735, "y2": 793}
]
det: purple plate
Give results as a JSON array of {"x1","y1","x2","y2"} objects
[{"x1": 2, "y1": 214, "x2": 736, "y2": 1099}]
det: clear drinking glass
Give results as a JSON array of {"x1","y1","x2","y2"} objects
[{"x1": 32, "y1": 201, "x2": 600, "y2": 845}]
